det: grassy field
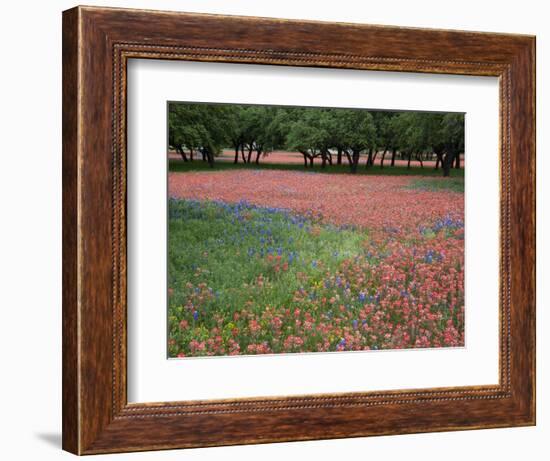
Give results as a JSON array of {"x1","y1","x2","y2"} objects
[
  {"x1": 169, "y1": 158, "x2": 465, "y2": 178},
  {"x1": 407, "y1": 177, "x2": 464, "y2": 193},
  {"x1": 168, "y1": 199, "x2": 368, "y2": 356}
]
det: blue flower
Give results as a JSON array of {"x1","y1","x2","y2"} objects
[
  {"x1": 358, "y1": 292, "x2": 367, "y2": 302},
  {"x1": 424, "y1": 250, "x2": 434, "y2": 263},
  {"x1": 352, "y1": 320, "x2": 358, "y2": 329},
  {"x1": 193, "y1": 311, "x2": 199, "y2": 321}
]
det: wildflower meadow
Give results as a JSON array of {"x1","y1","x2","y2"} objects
[{"x1": 167, "y1": 103, "x2": 465, "y2": 358}]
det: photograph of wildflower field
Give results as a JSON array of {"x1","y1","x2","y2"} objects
[{"x1": 167, "y1": 102, "x2": 465, "y2": 358}]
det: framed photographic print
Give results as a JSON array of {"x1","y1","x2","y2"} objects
[{"x1": 62, "y1": 5, "x2": 535, "y2": 455}]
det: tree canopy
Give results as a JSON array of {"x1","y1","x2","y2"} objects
[{"x1": 168, "y1": 103, "x2": 464, "y2": 176}]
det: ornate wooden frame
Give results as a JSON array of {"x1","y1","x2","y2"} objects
[{"x1": 62, "y1": 5, "x2": 536, "y2": 455}]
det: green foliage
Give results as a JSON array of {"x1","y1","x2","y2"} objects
[
  {"x1": 440, "y1": 113, "x2": 465, "y2": 155},
  {"x1": 241, "y1": 105, "x2": 281, "y2": 154},
  {"x1": 168, "y1": 102, "x2": 465, "y2": 174},
  {"x1": 372, "y1": 111, "x2": 398, "y2": 150},
  {"x1": 337, "y1": 109, "x2": 376, "y2": 153},
  {"x1": 286, "y1": 108, "x2": 330, "y2": 155},
  {"x1": 168, "y1": 104, "x2": 231, "y2": 156}
]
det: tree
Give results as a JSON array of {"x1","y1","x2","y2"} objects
[
  {"x1": 168, "y1": 104, "x2": 202, "y2": 162},
  {"x1": 238, "y1": 106, "x2": 280, "y2": 164},
  {"x1": 168, "y1": 104, "x2": 229, "y2": 168},
  {"x1": 440, "y1": 113, "x2": 464, "y2": 177},
  {"x1": 338, "y1": 110, "x2": 376, "y2": 173},
  {"x1": 227, "y1": 106, "x2": 246, "y2": 164},
  {"x1": 393, "y1": 113, "x2": 424, "y2": 169},
  {"x1": 169, "y1": 102, "x2": 463, "y2": 176},
  {"x1": 373, "y1": 112, "x2": 399, "y2": 168},
  {"x1": 392, "y1": 112, "x2": 453, "y2": 171},
  {"x1": 286, "y1": 109, "x2": 329, "y2": 167}
]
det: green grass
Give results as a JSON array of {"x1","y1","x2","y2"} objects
[
  {"x1": 168, "y1": 199, "x2": 368, "y2": 353},
  {"x1": 169, "y1": 158, "x2": 465, "y2": 178},
  {"x1": 407, "y1": 177, "x2": 464, "y2": 192},
  {"x1": 168, "y1": 199, "x2": 366, "y2": 318}
]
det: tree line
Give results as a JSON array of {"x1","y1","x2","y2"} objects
[{"x1": 168, "y1": 103, "x2": 464, "y2": 176}]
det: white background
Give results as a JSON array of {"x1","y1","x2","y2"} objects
[
  {"x1": 0, "y1": 0, "x2": 547, "y2": 460},
  {"x1": 128, "y1": 60, "x2": 499, "y2": 402}
]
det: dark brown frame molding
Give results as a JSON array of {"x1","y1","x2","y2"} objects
[{"x1": 62, "y1": 5, "x2": 536, "y2": 455}]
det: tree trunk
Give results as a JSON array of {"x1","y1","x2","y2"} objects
[
  {"x1": 337, "y1": 148, "x2": 343, "y2": 165},
  {"x1": 435, "y1": 155, "x2": 440, "y2": 169},
  {"x1": 177, "y1": 147, "x2": 188, "y2": 162},
  {"x1": 202, "y1": 149, "x2": 214, "y2": 168},
  {"x1": 366, "y1": 149, "x2": 373, "y2": 168},
  {"x1": 255, "y1": 149, "x2": 262, "y2": 164},
  {"x1": 442, "y1": 152, "x2": 455, "y2": 177},
  {"x1": 233, "y1": 146, "x2": 239, "y2": 164},
  {"x1": 380, "y1": 149, "x2": 388, "y2": 168},
  {"x1": 189, "y1": 148, "x2": 194, "y2": 161},
  {"x1": 309, "y1": 156, "x2": 314, "y2": 167},
  {"x1": 391, "y1": 149, "x2": 397, "y2": 167},
  {"x1": 247, "y1": 146, "x2": 253, "y2": 164},
  {"x1": 350, "y1": 151, "x2": 360, "y2": 173},
  {"x1": 345, "y1": 151, "x2": 352, "y2": 165},
  {"x1": 454, "y1": 154, "x2": 461, "y2": 169},
  {"x1": 321, "y1": 151, "x2": 327, "y2": 168},
  {"x1": 416, "y1": 153, "x2": 424, "y2": 168},
  {"x1": 241, "y1": 145, "x2": 246, "y2": 163},
  {"x1": 407, "y1": 152, "x2": 412, "y2": 169}
]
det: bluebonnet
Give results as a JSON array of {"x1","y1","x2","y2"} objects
[{"x1": 424, "y1": 249, "x2": 435, "y2": 263}]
